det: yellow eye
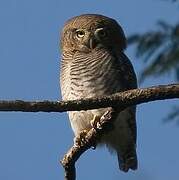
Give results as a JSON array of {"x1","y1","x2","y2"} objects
[{"x1": 76, "y1": 30, "x2": 85, "y2": 38}]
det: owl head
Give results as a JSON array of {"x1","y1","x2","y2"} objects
[{"x1": 60, "y1": 14, "x2": 126, "y2": 53}]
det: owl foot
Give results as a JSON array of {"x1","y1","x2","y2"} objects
[
  {"x1": 91, "y1": 110, "x2": 115, "y2": 133},
  {"x1": 90, "y1": 115, "x2": 102, "y2": 130},
  {"x1": 74, "y1": 130, "x2": 89, "y2": 147}
]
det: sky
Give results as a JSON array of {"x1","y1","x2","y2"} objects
[{"x1": 0, "y1": 0, "x2": 178, "y2": 180}]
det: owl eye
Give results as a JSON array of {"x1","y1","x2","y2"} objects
[
  {"x1": 76, "y1": 30, "x2": 85, "y2": 38},
  {"x1": 96, "y1": 28, "x2": 107, "y2": 38}
]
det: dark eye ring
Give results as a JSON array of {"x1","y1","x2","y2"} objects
[
  {"x1": 96, "y1": 28, "x2": 107, "y2": 37},
  {"x1": 98, "y1": 30, "x2": 106, "y2": 37},
  {"x1": 76, "y1": 30, "x2": 85, "y2": 38}
]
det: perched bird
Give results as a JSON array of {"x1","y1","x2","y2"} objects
[{"x1": 60, "y1": 14, "x2": 138, "y2": 172}]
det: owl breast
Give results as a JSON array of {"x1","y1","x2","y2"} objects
[{"x1": 60, "y1": 48, "x2": 123, "y2": 135}]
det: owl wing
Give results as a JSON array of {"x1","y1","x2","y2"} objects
[
  {"x1": 117, "y1": 52, "x2": 137, "y2": 90},
  {"x1": 116, "y1": 52, "x2": 137, "y2": 143}
]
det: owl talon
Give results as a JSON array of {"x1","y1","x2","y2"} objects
[
  {"x1": 90, "y1": 115, "x2": 102, "y2": 129},
  {"x1": 74, "y1": 130, "x2": 88, "y2": 147}
]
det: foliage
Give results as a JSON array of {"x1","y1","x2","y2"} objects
[
  {"x1": 164, "y1": 106, "x2": 179, "y2": 123},
  {"x1": 128, "y1": 2, "x2": 179, "y2": 121},
  {"x1": 128, "y1": 21, "x2": 179, "y2": 83}
]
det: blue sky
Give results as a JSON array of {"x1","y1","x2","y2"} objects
[{"x1": 0, "y1": 0, "x2": 178, "y2": 180}]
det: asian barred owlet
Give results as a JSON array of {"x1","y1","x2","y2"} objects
[{"x1": 60, "y1": 14, "x2": 138, "y2": 172}]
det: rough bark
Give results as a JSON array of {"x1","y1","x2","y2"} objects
[
  {"x1": 0, "y1": 84, "x2": 178, "y2": 113},
  {"x1": 0, "y1": 84, "x2": 179, "y2": 180}
]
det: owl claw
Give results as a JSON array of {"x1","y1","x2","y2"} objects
[
  {"x1": 74, "y1": 129, "x2": 97, "y2": 149},
  {"x1": 90, "y1": 115, "x2": 102, "y2": 129},
  {"x1": 74, "y1": 130, "x2": 88, "y2": 147}
]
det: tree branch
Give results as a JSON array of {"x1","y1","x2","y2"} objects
[
  {"x1": 0, "y1": 84, "x2": 178, "y2": 113},
  {"x1": 61, "y1": 109, "x2": 118, "y2": 180},
  {"x1": 0, "y1": 84, "x2": 179, "y2": 180}
]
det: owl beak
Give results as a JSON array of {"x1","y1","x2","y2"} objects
[{"x1": 88, "y1": 37, "x2": 98, "y2": 49}]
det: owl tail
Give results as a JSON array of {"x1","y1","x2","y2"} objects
[{"x1": 117, "y1": 149, "x2": 138, "y2": 172}]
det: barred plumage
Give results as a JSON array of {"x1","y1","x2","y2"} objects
[{"x1": 60, "y1": 14, "x2": 138, "y2": 172}]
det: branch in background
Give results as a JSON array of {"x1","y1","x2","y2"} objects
[
  {"x1": 128, "y1": 16, "x2": 179, "y2": 123},
  {"x1": 0, "y1": 84, "x2": 179, "y2": 180},
  {"x1": 163, "y1": 106, "x2": 179, "y2": 123},
  {"x1": 128, "y1": 21, "x2": 179, "y2": 83}
]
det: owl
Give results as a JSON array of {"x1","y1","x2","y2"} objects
[{"x1": 60, "y1": 14, "x2": 138, "y2": 172}]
